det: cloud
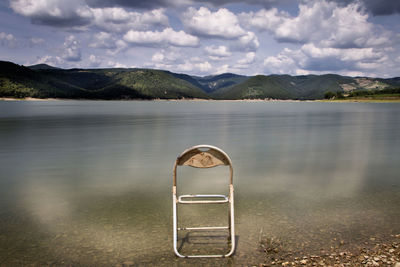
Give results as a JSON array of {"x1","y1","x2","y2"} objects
[
  {"x1": 85, "y1": 0, "x2": 296, "y2": 10},
  {"x1": 204, "y1": 45, "x2": 232, "y2": 60},
  {"x1": 232, "y1": 52, "x2": 256, "y2": 70},
  {"x1": 299, "y1": 43, "x2": 385, "y2": 71},
  {"x1": 301, "y1": 43, "x2": 383, "y2": 63},
  {"x1": 29, "y1": 37, "x2": 45, "y2": 47},
  {"x1": 237, "y1": 52, "x2": 255, "y2": 65},
  {"x1": 33, "y1": 55, "x2": 64, "y2": 67},
  {"x1": 263, "y1": 44, "x2": 389, "y2": 76},
  {"x1": 195, "y1": 61, "x2": 213, "y2": 72},
  {"x1": 173, "y1": 60, "x2": 213, "y2": 73},
  {"x1": 10, "y1": 0, "x2": 168, "y2": 31},
  {"x1": 88, "y1": 54, "x2": 101, "y2": 67},
  {"x1": 104, "y1": 40, "x2": 128, "y2": 56},
  {"x1": 182, "y1": 7, "x2": 246, "y2": 39},
  {"x1": 123, "y1": 28, "x2": 199, "y2": 47},
  {"x1": 62, "y1": 35, "x2": 81, "y2": 62},
  {"x1": 236, "y1": 31, "x2": 259, "y2": 52},
  {"x1": 149, "y1": 49, "x2": 213, "y2": 74},
  {"x1": 240, "y1": 8, "x2": 288, "y2": 31},
  {"x1": 263, "y1": 48, "x2": 298, "y2": 74},
  {"x1": 84, "y1": 0, "x2": 400, "y2": 16},
  {"x1": 151, "y1": 49, "x2": 183, "y2": 64},
  {"x1": 87, "y1": 54, "x2": 132, "y2": 69},
  {"x1": 1, "y1": 32, "x2": 46, "y2": 49},
  {"x1": 10, "y1": 0, "x2": 93, "y2": 27},
  {"x1": 214, "y1": 64, "x2": 231, "y2": 74},
  {"x1": 238, "y1": 0, "x2": 398, "y2": 77},
  {"x1": 91, "y1": 8, "x2": 169, "y2": 32},
  {"x1": 151, "y1": 52, "x2": 165, "y2": 63},
  {"x1": 106, "y1": 60, "x2": 128, "y2": 68},
  {"x1": 360, "y1": 0, "x2": 400, "y2": 15},
  {"x1": 85, "y1": 0, "x2": 192, "y2": 9},
  {"x1": 0, "y1": 32, "x2": 18, "y2": 48},
  {"x1": 89, "y1": 32, "x2": 116, "y2": 49},
  {"x1": 241, "y1": 1, "x2": 392, "y2": 49},
  {"x1": 329, "y1": 0, "x2": 400, "y2": 16}
]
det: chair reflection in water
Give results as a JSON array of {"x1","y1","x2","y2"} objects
[{"x1": 172, "y1": 145, "x2": 235, "y2": 258}]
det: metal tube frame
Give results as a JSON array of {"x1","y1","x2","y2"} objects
[{"x1": 173, "y1": 145, "x2": 235, "y2": 258}]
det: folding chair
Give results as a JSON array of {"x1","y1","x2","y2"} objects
[{"x1": 172, "y1": 144, "x2": 235, "y2": 258}]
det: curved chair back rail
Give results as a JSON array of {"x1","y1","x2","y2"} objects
[
  {"x1": 173, "y1": 144, "x2": 233, "y2": 186},
  {"x1": 172, "y1": 144, "x2": 235, "y2": 258}
]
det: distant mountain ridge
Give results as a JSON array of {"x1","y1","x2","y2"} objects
[
  {"x1": 0, "y1": 60, "x2": 399, "y2": 100},
  {"x1": 28, "y1": 63, "x2": 61, "y2": 70}
]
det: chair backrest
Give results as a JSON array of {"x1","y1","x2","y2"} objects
[{"x1": 173, "y1": 145, "x2": 233, "y2": 186}]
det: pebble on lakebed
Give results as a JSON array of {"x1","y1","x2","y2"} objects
[{"x1": 260, "y1": 234, "x2": 400, "y2": 267}]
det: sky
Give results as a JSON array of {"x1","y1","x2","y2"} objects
[{"x1": 0, "y1": 0, "x2": 399, "y2": 77}]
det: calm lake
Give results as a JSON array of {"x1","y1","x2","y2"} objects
[{"x1": 0, "y1": 100, "x2": 399, "y2": 266}]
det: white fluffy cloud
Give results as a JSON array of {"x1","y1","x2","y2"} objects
[
  {"x1": 301, "y1": 44, "x2": 384, "y2": 62},
  {"x1": 123, "y1": 28, "x2": 199, "y2": 47},
  {"x1": 29, "y1": 37, "x2": 45, "y2": 47},
  {"x1": 33, "y1": 55, "x2": 64, "y2": 66},
  {"x1": 1, "y1": 32, "x2": 47, "y2": 49},
  {"x1": 91, "y1": 8, "x2": 168, "y2": 32},
  {"x1": 10, "y1": 0, "x2": 93, "y2": 27},
  {"x1": 0, "y1": 32, "x2": 18, "y2": 48},
  {"x1": 149, "y1": 49, "x2": 213, "y2": 73},
  {"x1": 238, "y1": 52, "x2": 255, "y2": 65},
  {"x1": 236, "y1": 31, "x2": 259, "y2": 52},
  {"x1": 232, "y1": 52, "x2": 256, "y2": 70},
  {"x1": 263, "y1": 44, "x2": 389, "y2": 76},
  {"x1": 195, "y1": 61, "x2": 213, "y2": 72},
  {"x1": 89, "y1": 32, "x2": 116, "y2": 49},
  {"x1": 172, "y1": 60, "x2": 213, "y2": 73},
  {"x1": 106, "y1": 60, "x2": 128, "y2": 68},
  {"x1": 10, "y1": 0, "x2": 168, "y2": 31},
  {"x1": 62, "y1": 35, "x2": 81, "y2": 62},
  {"x1": 204, "y1": 45, "x2": 231, "y2": 60},
  {"x1": 263, "y1": 48, "x2": 298, "y2": 74},
  {"x1": 240, "y1": 8, "x2": 288, "y2": 32},
  {"x1": 241, "y1": 1, "x2": 391, "y2": 49},
  {"x1": 182, "y1": 7, "x2": 246, "y2": 39},
  {"x1": 234, "y1": 0, "x2": 399, "y2": 77},
  {"x1": 151, "y1": 49, "x2": 182, "y2": 64},
  {"x1": 88, "y1": 54, "x2": 101, "y2": 67}
]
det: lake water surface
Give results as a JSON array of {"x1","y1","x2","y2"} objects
[{"x1": 0, "y1": 100, "x2": 399, "y2": 266}]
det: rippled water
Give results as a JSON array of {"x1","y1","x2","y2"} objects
[{"x1": 0, "y1": 100, "x2": 399, "y2": 266}]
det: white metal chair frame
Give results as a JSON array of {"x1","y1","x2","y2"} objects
[{"x1": 172, "y1": 144, "x2": 235, "y2": 258}]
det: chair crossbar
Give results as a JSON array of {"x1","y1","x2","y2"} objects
[
  {"x1": 178, "y1": 194, "x2": 228, "y2": 204},
  {"x1": 178, "y1": 226, "x2": 229, "y2": 231}
]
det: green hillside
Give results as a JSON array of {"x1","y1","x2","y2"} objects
[
  {"x1": 28, "y1": 64, "x2": 61, "y2": 70},
  {"x1": 212, "y1": 75, "x2": 292, "y2": 99},
  {"x1": 194, "y1": 73, "x2": 249, "y2": 93},
  {"x1": 0, "y1": 61, "x2": 209, "y2": 99},
  {"x1": 213, "y1": 74, "x2": 357, "y2": 100},
  {"x1": 1, "y1": 60, "x2": 399, "y2": 100},
  {"x1": 0, "y1": 61, "x2": 92, "y2": 98}
]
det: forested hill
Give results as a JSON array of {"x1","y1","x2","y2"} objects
[{"x1": 1, "y1": 61, "x2": 399, "y2": 100}]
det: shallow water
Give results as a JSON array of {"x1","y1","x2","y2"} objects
[{"x1": 0, "y1": 100, "x2": 399, "y2": 266}]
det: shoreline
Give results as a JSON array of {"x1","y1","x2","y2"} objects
[
  {"x1": 1, "y1": 97, "x2": 400, "y2": 103},
  {"x1": 260, "y1": 234, "x2": 400, "y2": 267},
  {"x1": 0, "y1": 97, "x2": 310, "y2": 102},
  {"x1": 318, "y1": 99, "x2": 400, "y2": 103}
]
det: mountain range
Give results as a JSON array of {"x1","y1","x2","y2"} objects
[{"x1": 1, "y1": 60, "x2": 399, "y2": 100}]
